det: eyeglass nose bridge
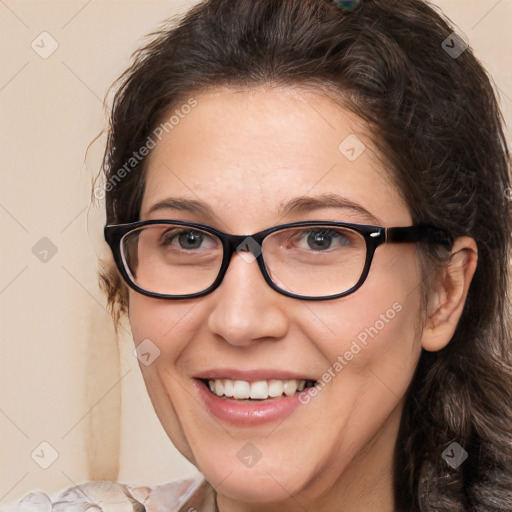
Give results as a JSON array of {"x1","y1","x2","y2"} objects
[
  {"x1": 232, "y1": 234, "x2": 264, "y2": 258},
  {"x1": 215, "y1": 232, "x2": 272, "y2": 287},
  {"x1": 219, "y1": 232, "x2": 266, "y2": 269}
]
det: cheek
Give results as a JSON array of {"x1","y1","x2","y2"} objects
[
  {"x1": 127, "y1": 293, "x2": 203, "y2": 461},
  {"x1": 128, "y1": 292, "x2": 200, "y2": 354},
  {"x1": 289, "y1": 255, "x2": 423, "y2": 473},
  {"x1": 301, "y1": 248, "x2": 423, "y2": 392},
  {"x1": 127, "y1": 292, "x2": 203, "y2": 412}
]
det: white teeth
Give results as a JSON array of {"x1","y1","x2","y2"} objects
[
  {"x1": 249, "y1": 380, "x2": 268, "y2": 399},
  {"x1": 207, "y1": 378, "x2": 309, "y2": 400},
  {"x1": 268, "y1": 379, "x2": 284, "y2": 397},
  {"x1": 214, "y1": 379, "x2": 224, "y2": 396},
  {"x1": 233, "y1": 380, "x2": 251, "y2": 399},
  {"x1": 283, "y1": 379, "x2": 297, "y2": 396},
  {"x1": 223, "y1": 379, "x2": 234, "y2": 397}
]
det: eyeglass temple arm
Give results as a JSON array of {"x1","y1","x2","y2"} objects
[{"x1": 384, "y1": 226, "x2": 454, "y2": 248}]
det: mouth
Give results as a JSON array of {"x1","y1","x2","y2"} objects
[
  {"x1": 193, "y1": 371, "x2": 320, "y2": 425},
  {"x1": 198, "y1": 378, "x2": 318, "y2": 401}
]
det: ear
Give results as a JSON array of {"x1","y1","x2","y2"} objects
[{"x1": 421, "y1": 236, "x2": 478, "y2": 352}]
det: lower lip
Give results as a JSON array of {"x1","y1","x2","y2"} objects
[{"x1": 193, "y1": 380, "x2": 308, "y2": 426}]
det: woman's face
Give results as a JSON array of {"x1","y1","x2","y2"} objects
[{"x1": 128, "y1": 86, "x2": 425, "y2": 508}]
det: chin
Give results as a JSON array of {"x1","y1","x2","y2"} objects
[
  {"x1": 195, "y1": 449, "x2": 313, "y2": 504},
  {"x1": 212, "y1": 467, "x2": 303, "y2": 503}
]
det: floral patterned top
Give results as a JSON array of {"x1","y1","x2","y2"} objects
[{"x1": 4, "y1": 474, "x2": 218, "y2": 512}]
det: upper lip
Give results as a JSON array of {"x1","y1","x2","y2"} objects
[{"x1": 194, "y1": 368, "x2": 317, "y2": 382}]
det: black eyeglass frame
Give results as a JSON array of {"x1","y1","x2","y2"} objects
[{"x1": 104, "y1": 219, "x2": 454, "y2": 301}]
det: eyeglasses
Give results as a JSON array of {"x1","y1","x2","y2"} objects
[{"x1": 104, "y1": 219, "x2": 453, "y2": 301}]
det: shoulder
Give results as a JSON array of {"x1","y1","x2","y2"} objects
[{"x1": 4, "y1": 474, "x2": 211, "y2": 512}]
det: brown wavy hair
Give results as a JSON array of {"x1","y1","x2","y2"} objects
[{"x1": 94, "y1": 0, "x2": 512, "y2": 509}]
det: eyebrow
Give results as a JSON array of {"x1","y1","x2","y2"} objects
[
  {"x1": 145, "y1": 193, "x2": 380, "y2": 224},
  {"x1": 146, "y1": 197, "x2": 215, "y2": 218},
  {"x1": 278, "y1": 194, "x2": 380, "y2": 224}
]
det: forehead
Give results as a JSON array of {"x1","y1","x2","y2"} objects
[{"x1": 140, "y1": 86, "x2": 411, "y2": 230}]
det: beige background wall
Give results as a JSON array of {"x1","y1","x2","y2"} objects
[{"x1": 1, "y1": 0, "x2": 511, "y2": 507}]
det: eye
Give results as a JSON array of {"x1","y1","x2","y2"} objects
[
  {"x1": 296, "y1": 228, "x2": 353, "y2": 251},
  {"x1": 160, "y1": 229, "x2": 217, "y2": 250}
]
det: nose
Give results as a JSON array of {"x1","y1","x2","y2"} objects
[{"x1": 206, "y1": 250, "x2": 290, "y2": 347}]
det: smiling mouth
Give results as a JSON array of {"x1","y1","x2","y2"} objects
[{"x1": 199, "y1": 378, "x2": 317, "y2": 400}]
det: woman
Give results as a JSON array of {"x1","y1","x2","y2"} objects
[{"x1": 12, "y1": 0, "x2": 512, "y2": 510}]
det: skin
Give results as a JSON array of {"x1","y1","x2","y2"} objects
[{"x1": 126, "y1": 86, "x2": 477, "y2": 512}]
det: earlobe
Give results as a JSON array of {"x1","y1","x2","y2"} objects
[{"x1": 421, "y1": 236, "x2": 478, "y2": 352}]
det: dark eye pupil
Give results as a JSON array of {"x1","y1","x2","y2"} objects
[
  {"x1": 307, "y1": 231, "x2": 332, "y2": 250},
  {"x1": 179, "y1": 231, "x2": 203, "y2": 249}
]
